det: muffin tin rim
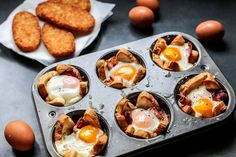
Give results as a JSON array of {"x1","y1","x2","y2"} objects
[
  {"x1": 149, "y1": 33, "x2": 202, "y2": 73},
  {"x1": 34, "y1": 64, "x2": 91, "y2": 108},
  {"x1": 49, "y1": 109, "x2": 112, "y2": 157},
  {"x1": 31, "y1": 31, "x2": 236, "y2": 157},
  {"x1": 95, "y1": 48, "x2": 148, "y2": 90},
  {"x1": 113, "y1": 91, "x2": 175, "y2": 141},
  {"x1": 173, "y1": 73, "x2": 232, "y2": 119}
]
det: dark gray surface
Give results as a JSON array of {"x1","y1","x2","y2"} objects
[{"x1": 0, "y1": 0, "x2": 236, "y2": 157}]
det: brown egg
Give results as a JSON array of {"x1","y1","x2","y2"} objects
[
  {"x1": 136, "y1": 0, "x2": 160, "y2": 12},
  {"x1": 195, "y1": 20, "x2": 225, "y2": 42},
  {"x1": 4, "y1": 120, "x2": 35, "y2": 151},
  {"x1": 128, "y1": 6, "x2": 155, "y2": 28}
]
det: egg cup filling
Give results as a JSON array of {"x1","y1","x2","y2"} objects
[
  {"x1": 96, "y1": 48, "x2": 146, "y2": 89},
  {"x1": 54, "y1": 108, "x2": 108, "y2": 157},
  {"x1": 38, "y1": 64, "x2": 88, "y2": 106},
  {"x1": 115, "y1": 91, "x2": 170, "y2": 139},
  {"x1": 178, "y1": 72, "x2": 228, "y2": 118},
  {"x1": 151, "y1": 35, "x2": 199, "y2": 71}
]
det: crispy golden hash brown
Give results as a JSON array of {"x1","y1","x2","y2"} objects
[
  {"x1": 42, "y1": 23, "x2": 75, "y2": 58},
  {"x1": 12, "y1": 11, "x2": 41, "y2": 52},
  {"x1": 48, "y1": 0, "x2": 91, "y2": 11},
  {"x1": 36, "y1": 2, "x2": 95, "y2": 34}
]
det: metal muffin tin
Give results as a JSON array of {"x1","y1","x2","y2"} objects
[{"x1": 32, "y1": 31, "x2": 236, "y2": 157}]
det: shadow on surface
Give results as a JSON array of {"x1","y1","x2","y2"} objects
[
  {"x1": 0, "y1": 44, "x2": 44, "y2": 71},
  {"x1": 201, "y1": 39, "x2": 227, "y2": 53},
  {"x1": 128, "y1": 115, "x2": 236, "y2": 157},
  {"x1": 129, "y1": 24, "x2": 154, "y2": 36},
  {"x1": 12, "y1": 141, "x2": 45, "y2": 157},
  {"x1": 13, "y1": 144, "x2": 34, "y2": 157}
]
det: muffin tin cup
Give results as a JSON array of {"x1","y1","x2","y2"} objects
[
  {"x1": 149, "y1": 34, "x2": 201, "y2": 72},
  {"x1": 36, "y1": 64, "x2": 90, "y2": 108},
  {"x1": 114, "y1": 91, "x2": 174, "y2": 141},
  {"x1": 96, "y1": 49, "x2": 147, "y2": 89},
  {"x1": 174, "y1": 74, "x2": 230, "y2": 118},
  {"x1": 32, "y1": 31, "x2": 236, "y2": 156},
  {"x1": 51, "y1": 110, "x2": 111, "y2": 157}
]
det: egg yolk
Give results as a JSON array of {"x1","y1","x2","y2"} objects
[
  {"x1": 78, "y1": 125, "x2": 99, "y2": 143},
  {"x1": 113, "y1": 65, "x2": 137, "y2": 80},
  {"x1": 162, "y1": 47, "x2": 182, "y2": 62},
  {"x1": 63, "y1": 76, "x2": 79, "y2": 88},
  {"x1": 132, "y1": 111, "x2": 153, "y2": 129},
  {"x1": 193, "y1": 98, "x2": 214, "y2": 117}
]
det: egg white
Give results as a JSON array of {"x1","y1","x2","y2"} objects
[
  {"x1": 106, "y1": 62, "x2": 143, "y2": 87},
  {"x1": 130, "y1": 108, "x2": 160, "y2": 133},
  {"x1": 46, "y1": 75, "x2": 82, "y2": 106},
  {"x1": 160, "y1": 43, "x2": 194, "y2": 71},
  {"x1": 55, "y1": 128, "x2": 104, "y2": 157}
]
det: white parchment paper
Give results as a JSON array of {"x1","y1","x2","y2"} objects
[{"x1": 0, "y1": 0, "x2": 115, "y2": 65}]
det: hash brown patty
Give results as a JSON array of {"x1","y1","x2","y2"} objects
[
  {"x1": 12, "y1": 11, "x2": 41, "y2": 52},
  {"x1": 36, "y1": 2, "x2": 95, "y2": 34},
  {"x1": 42, "y1": 23, "x2": 75, "y2": 58},
  {"x1": 48, "y1": 0, "x2": 91, "y2": 11}
]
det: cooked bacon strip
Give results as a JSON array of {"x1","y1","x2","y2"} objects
[
  {"x1": 155, "y1": 109, "x2": 169, "y2": 135},
  {"x1": 106, "y1": 56, "x2": 118, "y2": 70},
  {"x1": 149, "y1": 107, "x2": 162, "y2": 119},
  {"x1": 187, "y1": 42, "x2": 199, "y2": 64},
  {"x1": 189, "y1": 50, "x2": 199, "y2": 64},
  {"x1": 179, "y1": 96, "x2": 192, "y2": 106},
  {"x1": 148, "y1": 107, "x2": 167, "y2": 120},
  {"x1": 212, "y1": 89, "x2": 228, "y2": 101},
  {"x1": 124, "y1": 111, "x2": 132, "y2": 125},
  {"x1": 76, "y1": 117, "x2": 85, "y2": 129},
  {"x1": 187, "y1": 42, "x2": 193, "y2": 63}
]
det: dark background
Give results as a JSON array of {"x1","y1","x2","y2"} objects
[{"x1": 1, "y1": 0, "x2": 236, "y2": 156}]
